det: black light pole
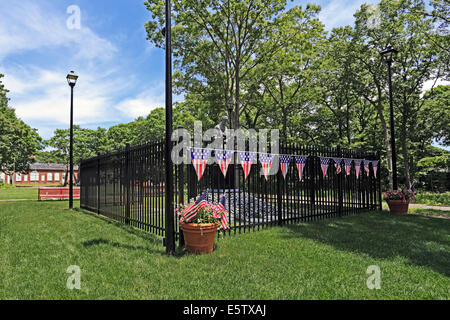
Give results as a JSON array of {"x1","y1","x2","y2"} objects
[
  {"x1": 164, "y1": 0, "x2": 175, "y2": 255},
  {"x1": 380, "y1": 47, "x2": 398, "y2": 190},
  {"x1": 66, "y1": 71, "x2": 78, "y2": 209}
]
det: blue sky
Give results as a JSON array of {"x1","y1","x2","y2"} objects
[{"x1": 0, "y1": 0, "x2": 445, "y2": 143}]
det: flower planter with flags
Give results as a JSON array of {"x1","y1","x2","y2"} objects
[
  {"x1": 177, "y1": 191, "x2": 228, "y2": 254},
  {"x1": 259, "y1": 153, "x2": 274, "y2": 181}
]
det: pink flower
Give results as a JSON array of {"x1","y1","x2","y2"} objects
[{"x1": 179, "y1": 217, "x2": 184, "y2": 223}]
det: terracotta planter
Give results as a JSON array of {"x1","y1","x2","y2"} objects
[
  {"x1": 387, "y1": 199, "x2": 410, "y2": 215},
  {"x1": 181, "y1": 222, "x2": 219, "y2": 254}
]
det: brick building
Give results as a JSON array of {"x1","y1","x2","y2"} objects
[{"x1": 0, "y1": 163, "x2": 79, "y2": 185}]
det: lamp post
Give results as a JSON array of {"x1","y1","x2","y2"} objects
[
  {"x1": 66, "y1": 71, "x2": 78, "y2": 209},
  {"x1": 164, "y1": 0, "x2": 175, "y2": 255},
  {"x1": 380, "y1": 47, "x2": 398, "y2": 190},
  {"x1": 227, "y1": 98, "x2": 234, "y2": 130}
]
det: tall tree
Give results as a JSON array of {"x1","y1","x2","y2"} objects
[
  {"x1": 0, "y1": 74, "x2": 41, "y2": 181},
  {"x1": 145, "y1": 0, "x2": 309, "y2": 131}
]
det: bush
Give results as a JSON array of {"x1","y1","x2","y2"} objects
[{"x1": 414, "y1": 192, "x2": 450, "y2": 206}]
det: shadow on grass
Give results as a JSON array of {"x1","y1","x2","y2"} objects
[{"x1": 283, "y1": 211, "x2": 450, "y2": 276}]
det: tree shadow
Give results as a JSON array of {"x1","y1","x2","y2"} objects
[
  {"x1": 282, "y1": 211, "x2": 450, "y2": 276},
  {"x1": 74, "y1": 207, "x2": 189, "y2": 257},
  {"x1": 82, "y1": 238, "x2": 167, "y2": 256}
]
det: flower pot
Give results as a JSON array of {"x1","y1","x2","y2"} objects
[
  {"x1": 180, "y1": 222, "x2": 219, "y2": 254},
  {"x1": 387, "y1": 200, "x2": 410, "y2": 215}
]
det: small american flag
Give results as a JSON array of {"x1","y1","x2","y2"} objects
[
  {"x1": 259, "y1": 153, "x2": 274, "y2": 181},
  {"x1": 320, "y1": 157, "x2": 329, "y2": 178},
  {"x1": 215, "y1": 149, "x2": 233, "y2": 178},
  {"x1": 279, "y1": 155, "x2": 291, "y2": 180},
  {"x1": 344, "y1": 159, "x2": 353, "y2": 176},
  {"x1": 333, "y1": 158, "x2": 342, "y2": 174},
  {"x1": 184, "y1": 191, "x2": 208, "y2": 222},
  {"x1": 239, "y1": 151, "x2": 257, "y2": 180},
  {"x1": 372, "y1": 160, "x2": 379, "y2": 178},
  {"x1": 217, "y1": 195, "x2": 228, "y2": 229},
  {"x1": 190, "y1": 148, "x2": 210, "y2": 181},
  {"x1": 294, "y1": 156, "x2": 307, "y2": 181},
  {"x1": 354, "y1": 160, "x2": 362, "y2": 179},
  {"x1": 364, "y1": 160, "x2": 370, "y2": 176}
]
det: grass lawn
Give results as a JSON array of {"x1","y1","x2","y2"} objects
[
  {"x1": 0, "y1": 187, "x2": 39, "y2": 200},
  {"x1": 0, "y1": 199, "x2": 449, "y2": 300},
  {"x1": 414, "y1": 192, "x2": 450, "y2": 206}
]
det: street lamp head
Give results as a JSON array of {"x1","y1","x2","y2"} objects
[
  {"x1": 66, "y1": 71, "x2": 78, "y2": 87},
  {"x1": 227, "y1": 98, "x2": 234, "y2": 112},
  {"x1": 380, "y1": 47, "x2": 398, "y2": 63}
]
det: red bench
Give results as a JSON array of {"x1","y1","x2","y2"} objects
[{"x1": 38, "y1": 187, "x2": 80, "y2": 200}]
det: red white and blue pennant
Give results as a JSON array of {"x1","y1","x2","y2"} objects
[
  {"x1": 239, "y1": 151, "x2": 257, "y2": 180},
  {"x1": 190, "y1": 148, "x2": 210, "y2": 181},
  {"x1": 295, "y1": 156, "x2": 307, "y2": 181},
  {"x1": 279, "y1": 155, "x2": 291, "y2": 180},
  {"x1": 259, "y1": 153, "x2": 274, "y2": 181}
]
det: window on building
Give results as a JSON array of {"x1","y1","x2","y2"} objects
[
  {"x1": 16, "y1": 173, "x2": 22, "y2": 182},
  {"x1": 55, "y1": 172, "x2": 60, "y2": 182},
  {"x1": 30, "y1": 171, "x2": 39, "y2": 181},
  {"x1": 47, "y1": 173, "x2": 52, "y2": 181},
  {"x1": 41, "y1": 175, "x2": 45, "y2": 182},
  {"x1": 24, "y1": 175, "x2": 28, "y2": 182}
]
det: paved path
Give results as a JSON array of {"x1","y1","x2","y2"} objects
[{"x1": 408, "y1": 203, "x2": 450, "y2": 211}]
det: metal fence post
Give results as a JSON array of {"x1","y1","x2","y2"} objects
[
  {"x1": 97, "y1": 153, "x2": 100, "y2": 214},
  {"x1": 377, "y1": 151, "x2": 382, "y2": 211},
  {"x1": 178, "y1": 126, "x2": 185, "y2": 247},
  {"x1": 125, "y1": 143, "x2": 130, "y2": 225},
  {"x1": 337, "y1": 146, "x2": 343, "y2": 217},
  {"x1": 277, "y1": 163, "x2": 283, "y2": 226}
]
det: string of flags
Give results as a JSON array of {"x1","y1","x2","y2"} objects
[{"x1": 190, "y1": 148, "x2": 379, "y2": 182}]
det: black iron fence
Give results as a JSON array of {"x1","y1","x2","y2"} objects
[{"x1": 80, "y1": 139, "x2": 381, "y2": 246}]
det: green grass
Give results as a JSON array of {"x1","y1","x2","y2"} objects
[
  {"x1": 0, "y1": 187, "x2": 38, "y2": 200},
  {"x1": 408, "y1": 208, "x2": 450, "y2": 218},
  {"x1": 0, "y1": 199, "x2": 449, "y2": 300},
  {"x1": 414, "y1": 192, "x2": 450, "y2": 206}
]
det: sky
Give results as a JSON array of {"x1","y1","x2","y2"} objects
[{"x1": 0, "y1": 0, "x2": 446, "y2": 143}]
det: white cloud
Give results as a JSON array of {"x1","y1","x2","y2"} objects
[
  {"x1": 0, "y1": 1, "x2": 116, "y2": 61},
  {"x1": 318, "y1": 0, "x2": 378, "y2": 30},
  {"x1": 115, "y1": 86, "x2": 165, "y2": 119}
]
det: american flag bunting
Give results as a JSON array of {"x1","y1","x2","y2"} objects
[
  {"x1": 190, "y1": 148, "x2": 210, "y2": 181},
  {"x1": 215, "y1": 149, "x2": 233, "y2": 178},
  {"x1": 364, "y1": 160, "x2": 370, "y2": 176},
  {"x1": 354, "y1": 159, "x2": 362, "y2": 179},
  {"x1": 344, "y1": 159, "x2": 353, "y2": 176},
  {"x1": 320, "y1": 157, "x2": 330, "y2": 178},
  {"x1": 279, "y1": 155, "x2": 291, "y2": 180},
  {"x1": 239, "y1": 151, "x2": 257, "y2": 180},
  {"x1": 372, "y1": 160, "x2": 379, "y2": 178},
  {"x1": 333, "y1": 158, "x2": 342, "y2": 174},
  {"x1": 294, "y1": 156, "x2": 307, "y2": 181},
  {"x1": 259, "y1": 153, "x2": 274, "y2": 181}
]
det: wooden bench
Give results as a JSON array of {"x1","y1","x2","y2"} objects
[{"x1": 38, "y1": 187, "x2": 80, "y2": 200}]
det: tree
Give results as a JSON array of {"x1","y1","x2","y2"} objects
[
  {"x1": 145, "y1": 0, "x2": 310, "y2": 131},
  {"x1": 0, "y1": 74, "x2": 41, "y2": 181}
]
